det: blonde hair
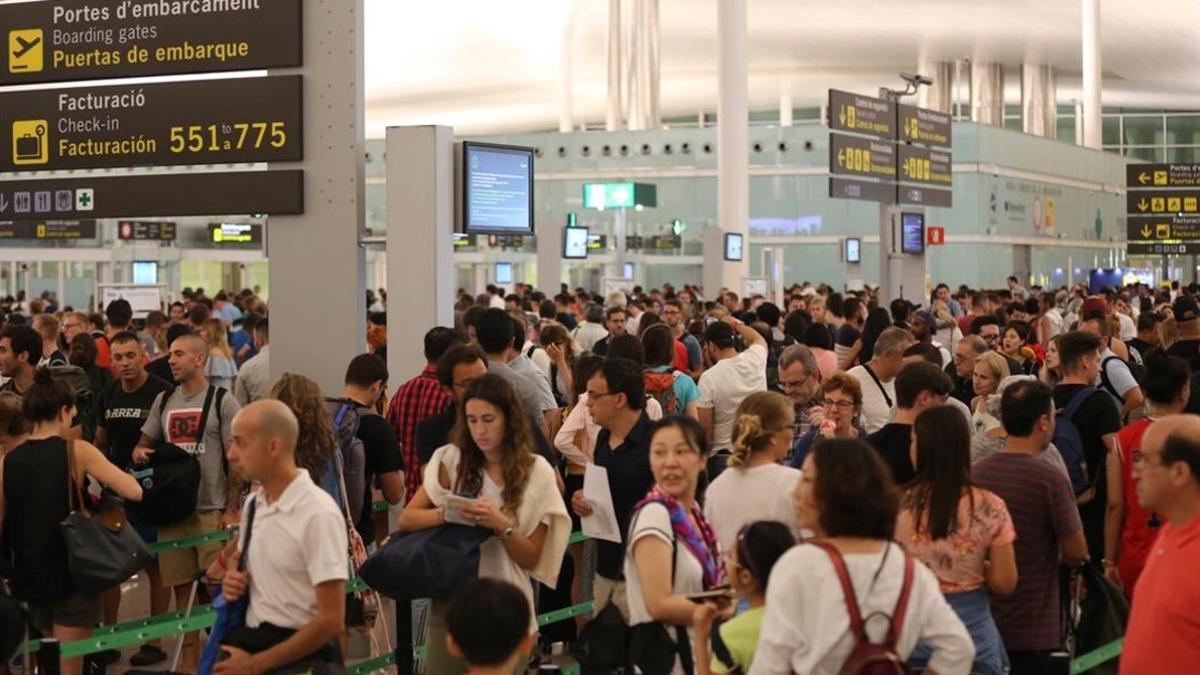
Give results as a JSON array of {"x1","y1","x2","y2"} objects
[
  {"x1": 971, "y1": 351, "x2": 1011, "y2": 410},
  {"x1": 729, "y1": 391, "x2": 793, "y2": 468},
  {"x1": 203, "y1": 318, "x2": 233, "y2": 359}
]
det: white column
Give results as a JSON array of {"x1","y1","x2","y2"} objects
[
  {"x1": 704, "y1": 0, "x2": 749, "y2": 298},
  {"x1": 1074, "y1": 99, "x2": 1085, "y2": 146},
  {"x1": 537, "y1": 215, "x2": 563, "y2": 294},
  {"x1": 559, "y1": 4, "x2": 575, "y2": 133},
  {"x1": 270, "y1": 0, "x2": 365, "y2": 393},
  {"x1": 1022, "y1": 63, "x2": 1057, "y2": 138},
  {"x1": 779, "y1": 93, "x2": 793, "y2": 127},
  {"x1": 605, "y1": 0, "x2": 623, "y2": 131},
  {"x1": 970, "y1": 62, "x2": 1005, "y2": 126},
  {"x1": 386, "y1": 127, "x2": 455, "y2": 382},
  {"x1": 916, "y1": 60, "x2": 954, "y2": 113},
  {"x1": 1081, "y1": 0, "x2": 1103, "y2": 149}
]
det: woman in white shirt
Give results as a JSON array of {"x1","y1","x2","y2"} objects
[
  {"x1": 626, "y1": 416, "x2": 725, "y2": 675},
  {"x1": 399, "y1": 374, "x2": 570, "y2": 675},
  {"x1": 705, "y1": 391, "x2": 802, "y2": 551},
  {"x1": 750, "y1": 438, "x2": 974, "y2": 675}
]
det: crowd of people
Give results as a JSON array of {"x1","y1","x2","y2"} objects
[{"x1": 0, "y1": 277, "x2": 1197, "y2": 674}]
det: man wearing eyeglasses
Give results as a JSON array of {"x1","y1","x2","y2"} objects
[
  {"x1": 970, "y1": 315, "x2": 1022, "y2": 375},
  {"x1": 777, "y1": 345, "x2": 824, "y2": 444},
  {"x1": 1121, "y1": 415, "x2": 1200, "y2": 674},
  {"x1": 947, "y1": 336, "x2": 987, "y2": 406}
]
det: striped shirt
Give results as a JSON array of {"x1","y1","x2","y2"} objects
[
  {"x1": 386, "y1": 366, "x2": 452, "y2": 503},
  {"x1": 973, "y1": 451, "x2": 1082, "y2": 652}
]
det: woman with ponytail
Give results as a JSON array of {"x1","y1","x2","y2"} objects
[{"x1": 704, "y1": 391, "x2": 802, "y2": 552}]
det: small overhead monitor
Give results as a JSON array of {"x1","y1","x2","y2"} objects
[
  {"x1": 901, "y1": 213, "x2": 925, "y2": 254},
  {"x1": 724, "y1": 233, "x2": 744, "y2": 261},
  {"x1": 494, "y1": 262, "x2": 513, "y2": 285},
  {"x1": 132, "y1": 261, "x2": 157, "y2": 285},
  {"x1": 563, "y1": 227, "x2": 589, "y2": 259},
  {"x1": 623, "y1": 262, "x2": 634, "y2": 280},
  {"x1": 460, "y1": 141, "x2": 535, "y2": 235},
  {"x1": 845, "y1": 237, "x2": 862, "y2": 264}
]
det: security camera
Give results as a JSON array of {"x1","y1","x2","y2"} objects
[{"x1": 901, "y1": 72, "x2": 934, "y2": 87}]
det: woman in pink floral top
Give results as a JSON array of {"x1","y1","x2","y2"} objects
[{"x1": 895, "y1": 405, "x2": 1017, "y2": 675}]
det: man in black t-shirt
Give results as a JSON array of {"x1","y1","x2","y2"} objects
[
  {"x1": 866, "y1": 361, "x2": 953, "y2": 485},
  {"x1": 835, "y1": 297, "x2": 866, "y2": 367},
  {"x1": 338, "y1": 354, "x2": 404, "y2": 543},
  {"x1": 1053, "y1": 331, "x2": 1122, "y2": 564},
  {"x1": 146, "y1": 322, "x2": 194, "y2": 386},
  {"x1": 1125, "y1": 311, "x2": 1160, "y2": 363},
  {"x1": 1167, "y1": 295, "x2": 1200, "y2": 373},
  {"x1": 92, "y1": 331, "x2": 173, "y2": 667}
]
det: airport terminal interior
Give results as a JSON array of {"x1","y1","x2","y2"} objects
[{"x1": 0, "y1": 1, "x2": 1196, "y2": 674}]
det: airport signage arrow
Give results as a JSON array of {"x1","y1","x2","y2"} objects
[
  {"x1": 898, "y1": 104, "x2": 952, "y2": 148},
  {"x1": 829, "y1": 177, "x2": 895, "y2": 204},
  {"x1": 1126, "y1": 164, "x2": 1200, "y2": 189},
  {"x1": 1126, "y1": 189, "x2": 1200, "y2": 215},
  {"x1": 897, "y1": 144, "x2": 953, "y2": 188},
  {"x1": 828, "y1": 89, "x2": 896, "y2": 140},
  {"x1": 829, "y1": 133, "x2": 896, "y2": 181},
  {"x1": 1127, "y1": 215, "x2": 1200, "y2": 241}
]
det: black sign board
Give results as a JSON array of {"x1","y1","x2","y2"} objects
[
  {"x1": 117, "y1": 220, "x2": 175, "y2": 241},
  {"x1": 487, "y1": 234, "x2": 524, "y2": 248},
  {"x1": 650, "y1": 235, "x2": 682, "y2": 250},
  {"x1": 208, "y1": 222, "x2": 262, "y2": 245},
  {"x1": 1127, "y1": 215, "x2": 1200, "y2": 241},
  {"x1": 587, "y1": 234, "x2": 607, "y2": 250},
  {"x1": 625, "y1": 235, "x2": 644, "y2": 251},
  {"x1": 0, "y1": 0, "x2": 302, "y2": 86},
  {"x1": 829, "y1": 133, "x2": 896, "y2": 181},
  {"x1": 1126, "y1": 164, "x2": 1200, "y2": 189},
  {"x1": 828, "y1": 90, "x2": 896, "y2": 140},
  {"x1": 0, "y1": 75, "x2": 303, "y2": 172},
  {"x1": 0, "y1": 219, "x2": 95, "y2": 240},
  {"x1": 898, "y1": 185, "x2": 953, "y2": 208},
  {"x1": 828, "y1": 177, "x2": 894, "y2": 204},
  {"x1": 0, "y1": 170, "x2": 301, "y2": 219},
  {"x1": 897, "y1": 145, "x2": 953, "y2": 187},
  {"x1": 898, "y1": 104, "x2": 952, "y2": 148},
  {"x1": 452, "y1": 234, "x2": 476, "y2": 248},
  {"x1": 1126, "y1": 189, "x2": 1200, "y2": 215},
  {"x1": 1128, "y1": 242, "x2": 1200, "y2": 255}
]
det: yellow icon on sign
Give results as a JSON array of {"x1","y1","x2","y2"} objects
[
  {"x1": 846, "y1": 106, "x2": 856, "y2": 128},
  {"x1": 1154, "y1": 170, "x2": 1168, "y2": 186},
  {"x1": 1151, "y1": 197, "x2": 1166, "y2": 212},
  {"x1": 11, "y1": 119, "x2": 47, "y2": 165},
  {"x1": 1169, "y1": 197, "x2": 1182, "y2": 212},
  {"x1": 36, "y1": 223, "x2": 45, "y2": 238},
  {"x1": 1186, "y1": 197, "x2": 1198, "y2": 212},
  {"x1": 1157, "y1": 223, "x2": 1172, "y2": 239},
  {"x1": 8, "y1": 28, "x2": 42, "y2": 74}
]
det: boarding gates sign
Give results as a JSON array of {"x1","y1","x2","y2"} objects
[
  {"x1": 0, "y1": 0, "x2": 301, "y2": 85},
  {"x1": 1126, "y1": 164, "x2": 1200, "y2": 255}
]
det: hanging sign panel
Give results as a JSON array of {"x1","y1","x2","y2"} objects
[{"x1": 0, "y1": 0, "x2": 302, "y2": 85}]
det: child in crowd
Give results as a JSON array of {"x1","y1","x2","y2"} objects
[
  {"x1": 446, "y1": 578, "x2": 536, "y2": 675},
  {"x1": 693, "y1": 521, "x2": 796, "y2": 675}
]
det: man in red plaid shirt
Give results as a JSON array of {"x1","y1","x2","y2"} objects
[{"x1": 387, "y1": 327, "x2": 466, "y2": 503}]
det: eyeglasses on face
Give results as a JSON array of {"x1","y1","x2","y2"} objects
[{"x1": 822, "y1": 397, "x2": 855, "y2": 409}]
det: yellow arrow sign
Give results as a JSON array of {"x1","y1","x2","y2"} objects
[
  {"x1": 1138, "y1": 172, "x2": 1150, "y2": 185},
  {"x1": 1138, "y1": 199, "x2": 1149, "y2": 211},
  {"x1": 838, "y1": 108, "x2": 846, "y2": 126},
  {"x1": 1141, "y1": 225, "x2": 1152, "y2": 239}
]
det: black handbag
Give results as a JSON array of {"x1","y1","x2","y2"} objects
[
  {"x1": 127, "y1": 386, "x2": 221, "y2": 526},
  {"x1": 625, "y1": 506, "x2": 694, "y2": 675},
  {"x1": 61, "y1": 441, "x2": 151, "y2": 593},
  {"x1": 358, "y1": 523, "x2": 491, "y2": 600}
]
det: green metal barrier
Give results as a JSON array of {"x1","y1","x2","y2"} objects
[{"x1": 1070, "y1": 639, "x2": 1123, "y2": 674}]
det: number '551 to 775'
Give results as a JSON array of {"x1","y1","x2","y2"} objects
[{"x1": 168, "y1": 122, "x2": 286, "y2": 153}]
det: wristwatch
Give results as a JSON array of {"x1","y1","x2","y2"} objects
[{"x1": 501, "y1": 524, "x2": 515, "y2": 539}]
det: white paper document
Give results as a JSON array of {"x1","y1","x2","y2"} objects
[{"x1": 581, "y1": 464, "x2": 622, "y2": 543}]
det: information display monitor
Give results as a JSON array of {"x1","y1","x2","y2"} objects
[
  {"x1": 845, "y1": 237, "x2": 862, "y2": 263},
  {"x1": 460, "y1": 142, "x2": 535, "y2": 235},
  {"x1": 494, "y1": 262, "x2": 513, "y2": 284},
  {"x1": 724, "y1": 233, "x2": 744, "y2": 261},
  {"x1": 900, "y1": 213, "x2": 925, "y2": 254},
  {"x1": 563, "y1": 227, "x2": 589, "y2": 259}
]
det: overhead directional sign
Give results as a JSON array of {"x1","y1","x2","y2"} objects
[
  {"x1": 0, "y1": 75, "x2": 302, "y2": 172},
  {"x1": 828, "y1": 89, "x2": 896, "y2": 140},
  {"x1": 1127, "y1": 215, "x2": 1200, "y2": 241},
  {"x1": 898, "y1": 104, "x2": 952, "y2": 148},
  {"x1": 117, "y1": 220, "x2": 175, "y2": 241},
  {"x1": 1126, "y1": 164, "x2": 1200, "y2": 188},
  {"x1": 0, "y1": 0, "x2": 302, "y2": 85},
  {"x1": 898, "y1": 185, "x2": 953, "y2": 208},
  {"x1": 1126, "y1": 189, "x2": 1200, "y2": 215},
  {"x1": 0, "y1": 219, "x2": 96, "y2": 240},
  {"x1": 829, "y1": 177, "x2": 895, "y2": 204},
  {"x1": 0, "y1": 170, "x2": 302, "y2": 219},
  {"x1": 1128, "y1": 242, "x2": 1200, "y2": 255},
  {"x1": 830, "y1": 133, "x2": 896, "y2": 181},
  {"x1": 897, "y1": 145, "x2": 952, "y2": 187}
]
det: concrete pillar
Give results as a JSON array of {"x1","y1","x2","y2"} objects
[
  {"x1": 779, "y1": 92, "x2": 793, "y2": 127},
  {"x1": 270, "y1": 0, "x2": 365, "y2": 393},
  {"x1": 1022, "y1": 63, "x2": 1057, "y2": 138},
  {"x1": 559, "y1": 5, "x2": 575, "y2": 133},
  {"x1": 537, "y1": 215, "x2": 563, "y2": 295},
  {"x1": 916, "y1": 60, "x2": 954, "y2": 113},
  {"x1": 1081, "y1": 0, "x2": 1103, "y2": 148},
  {"x1": 385, "y1": 127, "x2": 455, "y2": 383},
  {"x1": 1074, "y1": 99, "x2": 1085, "y2": 146},
  {"x1": 705, "y1": 0, "x2": 750, "y2": 298},
  {"x1": 606, "y1": 0, "x2": 623, "y2": 131},
  {"x1": 970, "y1": 61, "x2": 1005, "y2": 126},
  {"x1": 633, "y1": 0, "x2": 660, "y2": 130}
]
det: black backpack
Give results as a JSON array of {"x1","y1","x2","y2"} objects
[{"x1": 127, "y1": 386, "x2": 225, "y2": 526}]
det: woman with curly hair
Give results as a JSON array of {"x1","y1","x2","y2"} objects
[
  {"x1": 399, "y1": 373, "x2": 569, "y2": 674},
  {"x1": 269, "y1": 373, "x2": 338, "y2": 489}
]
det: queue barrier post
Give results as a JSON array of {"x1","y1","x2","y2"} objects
[{"x1": 37, "y1": 638, "x2": 60, "y2": 675}]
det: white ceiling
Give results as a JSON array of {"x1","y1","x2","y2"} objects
[{"x1": 363, "y1": 0, "x2": 1200, "y2": 137}]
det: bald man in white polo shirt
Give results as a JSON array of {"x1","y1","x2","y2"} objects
[{"x1": 218, "y1": 400, "x2": 348, "y2": 674}]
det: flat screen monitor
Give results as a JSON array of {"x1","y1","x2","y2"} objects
[
  {"x1": 494, "y1": 262, "x2": 513, "y2": 285},
  {"x1": 623, "y1": 262, "x2": 634, "y2": 280},
  {"x1": 900, "y1": 213, "x2": 925, "y2": 254},
  {"x1": 461, "y1": 141, "x2": 535, "y2": 235},
  {"x1": 132, "y1": 261, "x2": 157, "y2": 285},
  {"x1": 563, "y1": 227, "x2": 589, "y2": 259},
  {"x1": 845, "y1": 237, "x2": 862, "y2": 263},
  {"x1": 724, "y1": 233, "x2": 744, "y2": 261}
]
